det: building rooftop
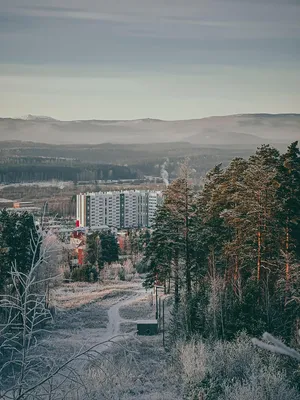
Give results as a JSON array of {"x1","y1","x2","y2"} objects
[{"x1": 80, "y1": 189, "x2": 163, "y2": 196}]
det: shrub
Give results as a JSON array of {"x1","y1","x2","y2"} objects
[
  {"x1": 176, "y1": 333, "x2": 300, "y2": 400},
  {"x1": 118, "y1": 267, "x2": 126, "y2": 281},
  {"x1": 221, "y1": 368, "x2": 300, "y2": 400},
  {"x1": 135, "y1": 260, "x2": 148, "y2": 274},
  {"x1": 71, "y1": 265, "x2": 99, "y2": 282},
  {"x1": 206, "y1": 332, "x2": 262, "y2": 385},
  {"x1": 177, "y1": 339, "x2": 206, "y2": 386}
]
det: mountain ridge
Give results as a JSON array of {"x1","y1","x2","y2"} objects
[
  {"x1": 1, "y1": 113, "x2": 299, "y2": 145},
  {"x1": 8, "y1": 113, "x2": 300, "y2": 123}
]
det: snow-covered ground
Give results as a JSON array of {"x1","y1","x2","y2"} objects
[
  {"x1": 45, "y1": 282, "x2": 147, "y2": 355},
  {"x1": 0, "y1": 282, "x2": 178, "y2": 399},
  {"x1": 40, "y1": 282, "x2": 181, "y2": 399}
]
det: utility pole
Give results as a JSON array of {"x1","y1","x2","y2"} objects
[
  {"x1": 163, "y1": 298, "x2": 165, "y2": 347},
  {"x1": 154, "y1": 285, "x2": 164, "y2": 321}
]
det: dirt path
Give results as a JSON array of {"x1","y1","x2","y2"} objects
[
  {"x1": 10, "y1": 285, "x2": 181, "y2": 399},
  {"x1": 107, "y1": 292, "x2": 146, "y2": 335},
  {"x1": 44, "y1": 285, "x2": 149, "y2": 359},
  {"x1": 92, "y1": 289, "x2": 148, "y2": 352}
]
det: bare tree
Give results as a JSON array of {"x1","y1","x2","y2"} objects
[
  {"x1": 0, "y1": 224, "x2": 62, "y2": 398},
  {"x1": 0, "y1": 224, "x2": 136, "y2": 400}
]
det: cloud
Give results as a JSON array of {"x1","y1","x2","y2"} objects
[
  {"x1": 3, "y1": 0, "x2": 299, "y2": 25},
  {"x1": 0, "y1": 0, "x2": 299, "y2": 121},
  {"x1": 222, "y1": 0, "x2": 299, "y2": 4},
  {"x1": 19, "y1": 5, "x2": 85, "y2": 13}
]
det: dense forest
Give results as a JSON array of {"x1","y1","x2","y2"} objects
[
  {"x1": 0, "y1": 141, "x2": 257, "y2": 181},
  {"x1": 0, "y1": 161, "x2": 139, "y2": 183},
  {"x1": 144, "y1": 142, "x2": 300, "y2": 343}
]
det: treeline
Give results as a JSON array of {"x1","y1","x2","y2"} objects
[
  {"x1": 0, "y1": 141, "x2": 255, "y2": 180},
  {"x1": 0, "y1": 156, "x2": 78, "y2": 165},
  {"x1": 125, "y1": 150, "x2": 254, "y2": 179},
  {"x1": 0, "y1": 164, "x2": 139, "y2": 183},
  {"x1": 144, "y1": 142, "x2": 300, "y2": 342}
]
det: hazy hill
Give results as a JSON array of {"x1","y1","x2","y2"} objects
[{"x1": 0, "y1": 114, "x2": 299, "y2": 145}]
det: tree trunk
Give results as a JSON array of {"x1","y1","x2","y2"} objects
[
  {"x1": 185, "y1": 215, "x2": 191, "y2": 300},
  {"x1": 174, "y1": 248, "x2": 180, "y2": 309},
  {"x1": 285, "y1": 217, "x2": 290, "y2": 307},
  {"x1": 285, "y1": 218, "x2": 290, "y2": 284},
  {"x1": 257, "y1": 192, "x2": 262, "y2": 281}
]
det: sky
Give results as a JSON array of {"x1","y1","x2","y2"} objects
[{"x1": 0, "y1": 0, "x2": 300, "y2": 120}]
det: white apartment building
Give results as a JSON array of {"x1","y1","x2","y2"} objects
[{"x1": 76, "y1": 190, "x2": 163, "y2": 229}]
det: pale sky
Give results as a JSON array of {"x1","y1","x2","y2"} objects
[{"x1": 0, "y1": 0, "x2": 299, "y2": 120}]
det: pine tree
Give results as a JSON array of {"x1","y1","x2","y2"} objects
[
  {"x1": 0, "y1": 210, "x2": 39, "y2": 291},
  {"x1": 143, "y1": 143, "x2": 300, "y2": 342},
  {"x1": 85, "y1": 232, "x2": 101, "y2": 267},
  {"x1": 277, "y1": 142, "x2": 300, "y2": 298},
  {"x1": 99, "y1": 231, "x2": 119, "y2": 266},
  {"x1": 86, "y1": 230, "x2": 119, "y2": 268},
  {"x1": 143, "y1": 203, "x2": 174, "y2": 293},
  {"x1": 164, "y1": 162, "x2": 196, "y2": 301}
]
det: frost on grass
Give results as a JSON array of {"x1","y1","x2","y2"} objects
[
  {"x1": 52, "y1": 281, "x2": 139, "y2": 309},
  {"x1": 83, "y1": 336, "x2": 182, "y2": 400},
  {"x1": 221, "y1": 369, "x2": 300, "y2": 400},
  {"x1": 120, "y1": 322, "x2": 137, "y2": 334},
  {"x1": 175, "y1": 333, "x2": 300, "y2": 400},
  {"x1": 119, "y1": 295, "x2": 154, "y2": 321}
]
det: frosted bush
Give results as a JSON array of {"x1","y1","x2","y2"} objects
[
  {"x1": 175, "y1": 333, "x2": 300, "y2": 400},
  {"x1": 123, "y1": 259, "x2": 135, "y2": 274},
  {"x1": 101, "y1": 259, "x2": 137, "y2": 281},
  {"x1": 206, "y1": 333, "x2": 263, "y2": 383},
  {"x1": 177, "y1": 339, "x2": 207, "y2": 385},
  {"x1": 221, "y1": 367, "x2": 300, "y2": 400}
]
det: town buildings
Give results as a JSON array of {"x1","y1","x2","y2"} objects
[{"x1": 76, "y1": 190, "x2": 163, "y2": 229}]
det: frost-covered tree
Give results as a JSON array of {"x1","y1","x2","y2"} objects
[{"x1": 144, "y1": 143, "x2": 300, "y2": 342}]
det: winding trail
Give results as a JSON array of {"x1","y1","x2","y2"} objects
[
  {"x1": 1, "y1": 286, "x2": 165, "y2": 399},
  {"x1": 90, "y1": 289, "x2": 148, "y2": 352},
  {"x1": 45, "y1": 285, "x2": 149, "y2": 357},
  {"x1": 107, "y1": 292, "x2": 145, "y2": 335}
]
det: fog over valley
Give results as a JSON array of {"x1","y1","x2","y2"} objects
[{"x1": 1, "y1": 113, "x2": 299, "y2": 145}]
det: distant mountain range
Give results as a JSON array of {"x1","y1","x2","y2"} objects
[{"x1": 0, "y1": 114, "x2": 299, "y2": 146}]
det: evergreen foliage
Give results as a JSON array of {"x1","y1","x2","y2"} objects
[
  {"x1": 0, "y1": 162, "x2": 138, "y2": 183},
  {"x1": 71, "y1": 231, "x2": 119, "y2": 282},
  {"x1": 85, "y1": 230, "x2": 119, "y2": 268},
  {"x1": 85, "y1": 232, "x2": 102, "y2": 267},
  {"x1": 99, "y1": 231, "x2": 119, "y2": 266},
  {"x1": 144, "y1": 143, "x2": 300, "y2": 341},
  {"x1": 0, "y1": 210, "x2": 39, "y2": 291},
  {"x1": 71, "y1": 265, "x2": 99, "y2": 282}
]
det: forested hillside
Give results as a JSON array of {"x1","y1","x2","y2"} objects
[
  {"x1": 0, "y1": 141, "x2": 257, "y2": 181},
  {"x1": 144, "y1": 142, "x2": 300, "y2": 342},
  {"x1": 0, "y1": 158, "x2": 139, "y2": 183}
]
